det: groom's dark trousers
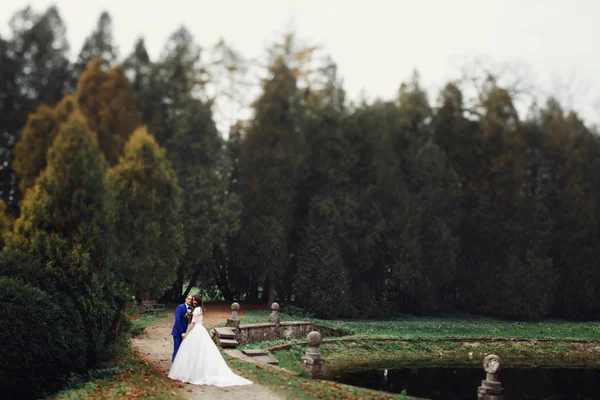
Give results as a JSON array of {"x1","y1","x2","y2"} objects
[{"x1": 171, "y1": 303, "x2": 189, "y2": 362}]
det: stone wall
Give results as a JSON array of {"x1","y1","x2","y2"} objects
[{"x1": 235, "y1": 321, "x2": 349, "y2": 345}]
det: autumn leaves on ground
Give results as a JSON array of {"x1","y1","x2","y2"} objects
[
  {"x1": 51, "y1": 304, "x2": 417, "y2": 400},
  {"x1": 51, "y1": 303, "x2": 279, "y2": 400}
]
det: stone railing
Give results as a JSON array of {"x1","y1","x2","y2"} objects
[
  {"x1": 225, "y1": 302, "x2": 350, "y2": 346},
  {"x1": 222, "y1": 302, "x2": 507, "y2": 397}
]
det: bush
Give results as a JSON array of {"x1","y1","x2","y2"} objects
[
  {"x1": 0, "y1": 248, "x2": 51, "y2": 290},
  {"x1": 278, "y1": 304, "x2": 315, "y2": 319},
  {"x1": 0, "y1": 277, "x2": 88, "y2": 399}
]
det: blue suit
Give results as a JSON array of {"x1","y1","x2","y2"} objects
[{"x1": 171, "y1": 303, "x2": 191, "y2": 362}]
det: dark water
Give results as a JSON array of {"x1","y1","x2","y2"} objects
[{"x1": 329, "y1": 366, "x2": 600, "y2": 400}]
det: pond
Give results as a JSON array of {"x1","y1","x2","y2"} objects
[{"x1": 328, "y1": 365, "x2": 600, "y2": 399}]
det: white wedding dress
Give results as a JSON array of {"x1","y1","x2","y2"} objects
[{"x1": 168, "y1": 307, "x2": 253, "y2": 387}]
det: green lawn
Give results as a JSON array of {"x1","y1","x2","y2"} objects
[{"x1": 239, "y1": 309, "x2": 600, "y2": 340}]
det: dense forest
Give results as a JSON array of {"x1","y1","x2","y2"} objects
[{"x1": 1, "y1": 6, "x2": 599, "y2": 397}]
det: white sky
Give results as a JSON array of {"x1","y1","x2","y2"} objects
[{"x1": 2, "y1": 0, "x2": 600, "y2": 131}]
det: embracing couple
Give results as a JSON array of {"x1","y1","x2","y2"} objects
[{"x1": 168, "y1": 294, "x2": 252, "y2": 387}]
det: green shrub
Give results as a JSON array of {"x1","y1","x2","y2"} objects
[
  {"x1": 0, "y1": 277, "x2": 88, "y2": 399},
  {"x1": 0, "y1": 248, "x2": 52, "y2": 290}
]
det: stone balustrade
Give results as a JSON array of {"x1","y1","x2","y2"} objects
[{"x1": 224, "y1": 302, "x2": 349, "y2": 346}]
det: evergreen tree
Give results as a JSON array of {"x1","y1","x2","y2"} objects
[
  {"x1": 290, "y1": 60, "x2": 351, "y2": 310},
  {"x1": 144, "y1": 26, "x2": 205, "y2": 146},
  {"x1": 535, "y1": 100, "x2": 600, "y2": 319},
  {"x1": 8, "y1": 6, "x2": 72, "y2": 106},
  {"x1": 393, "y1": 77, "x2": 462, "y2": 309},
  {"x1": 123, "y1": 38, "x2": 153, "y2": 124},
  {"x1": 2, "y1": 6, "x2": 72, "y2": 209},
  {"x1": 293, "y1": 208, "x2": 351, "y2": 318},
  {"x1": 108, "y1": 127, "x2": 184, "y2": 300},
  {"x1": 10, "y1": 112, "x2": 123, "y2": 363},
  {"x1": 461, "y1": 88, "x2": 556, "y2": 319},
  {"x1": 12, "y1": 95, "x2": 76, "y2": 193},
  {"x1": 72, "y1": 11, "x2": 118, "y2": 80},
  {"x1": 238, "y1": 54, "x2": 304, "y2": 304},
  {"x1": 77, "y1": 57, "x2": 140, "y2": 165}
]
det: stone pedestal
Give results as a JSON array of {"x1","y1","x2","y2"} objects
[
  {"x1": 477, "y1": 354, "x2": 504, "y2": 400},
  {"x1": 301, "y1": 331, "x2": 325, "y2": 378},
  {"x1": 268, "y1": 302, "x2": 280, "y2": 325},
  {"x1": 226, "y1": 302, "x2": 240, "y2": 330}
]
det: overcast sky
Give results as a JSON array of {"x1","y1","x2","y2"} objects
[{"x1": 2, "y1": 0, "x2": 599, "y2": 129}]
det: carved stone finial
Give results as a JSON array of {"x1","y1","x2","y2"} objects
[
  {"x1": 307, "y1": 331, "x2": 322, "y2": 347},
  {"x1": 302, "y1": 330, "x2": 324, "y2": 377},
  {"x1": 483, "y1": 354, "x2": 502, "y2": 374},
  {"x1": 268, "y1": 302, "x2": 280, "y2": 325},
  {"x1": 477, "y1": 354, "x2": 503, "y2": 400},
  {"x1": 226, "y1": 302, "x2": 240, "y2": 329}
]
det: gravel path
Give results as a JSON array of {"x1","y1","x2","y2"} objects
[{"x1": 132, "y1": 303, "x2": 281, "y2": 400}]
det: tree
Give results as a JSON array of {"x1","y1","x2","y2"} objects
[
  {"x1": 137, "y1": 28, "x2": 241, "y2": 302},
  {"x1": 8, "y1": 6, "x2": 72, "y2": 106},
  {"x1": 393, "y1": 75, "x2": 461, "y2": 309},
  {"x1": 459, "y1": 88, "x2": 556, "y2": 319},
  {"x1": 1, "y1": 6, "x2": 72, "y2": 209},
  {"x1": 164, "y1": 98, "x2": 241, "y2": 302},
  {"x1": 77, "y1": 57, "x2": 140, "y2": 165},
  {"x1": 72, "y1": 11, "x2": 118, "y2": 80},
  {"x1": 339, "y1": 101, "x2": 416, "y2": 315},
  {"x1": 534, "y1": 100, "x2": 600, "y2": 319},
  {"x1": 14, "y1": 58, "x2": 139, "y2": 195},
  {"x1": 237, "y1": 53, "x2": 304, "y2": 304},
  {"x1": 123, "y1": 38, "x2": 153, "y2": 124},
  {"x1": 108, "y1": 127, "x2": 184, "y2": 300},
  {"x1": 293, "y1": 209, "x2": 351, "y2": 318},
  {"x1": 288, "y1": 59, "x2": 350, "y2": 306},
  {"x1": 10, "y1": 112, "x2": 124, "y2": 363},
  {"x1": 145, "y1": 26, "x2": 206, "y2": 146},
  {"x1": 12, "y1": 94, "x2": 76, "y2": 193},
  {"x1": 0, "y1": 35, "x2": 21, "y2": 212},
  {"x1": 397, "y1": 70, "x2": 432, "y2": 135}
]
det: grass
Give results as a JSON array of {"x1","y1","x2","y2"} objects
[
  {"x1": 224, "y1": 354, "x2": 411, "y2": 400},
  {"x1": 235, "y1": 308, "x2": 600, "y2": 398},
  {"x1": 239, "y1": 309, "x2": 600, "y2": 340},
  {"x1": 271, "y1": 340, "x2": 600, "y2": 377},
  {"x1": 48, "y1": 317, "x2": 183, "y2": 400}
]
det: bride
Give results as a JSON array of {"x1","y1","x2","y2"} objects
[{"x1": 168, "y1": 294, "x2": 253, "y2": 387}]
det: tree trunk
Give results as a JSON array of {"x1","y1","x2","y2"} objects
[
  {"x1": 212, "y1": 265, "x2": 234, "y2": 301},
  {"x1": 248, "y1": 278, "x2": 259, "y2": 301},
  {"x1": 182, "y1": 265, "x2": 201, "y2": 298},
  {"x1": 263, "y1": 275, "x2": 276, "y2": 306},
  {"x1": 209, "y1": 246, "x2": 233, "y2": 301},
  {"x1": 107, "y1": 313, "x2": 123, "y2": 344}
]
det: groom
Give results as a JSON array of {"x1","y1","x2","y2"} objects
[{"x1": 171, "y1": 294, "x2": 193, "y2": 362}]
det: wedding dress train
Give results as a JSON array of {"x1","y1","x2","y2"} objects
[{"x1": 168, "y1": 307, "x2": 253, "y2": 387}]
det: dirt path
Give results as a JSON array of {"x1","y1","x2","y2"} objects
[{"x1": 132, "y1": 303, "x2": 281, "y2": 400}]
